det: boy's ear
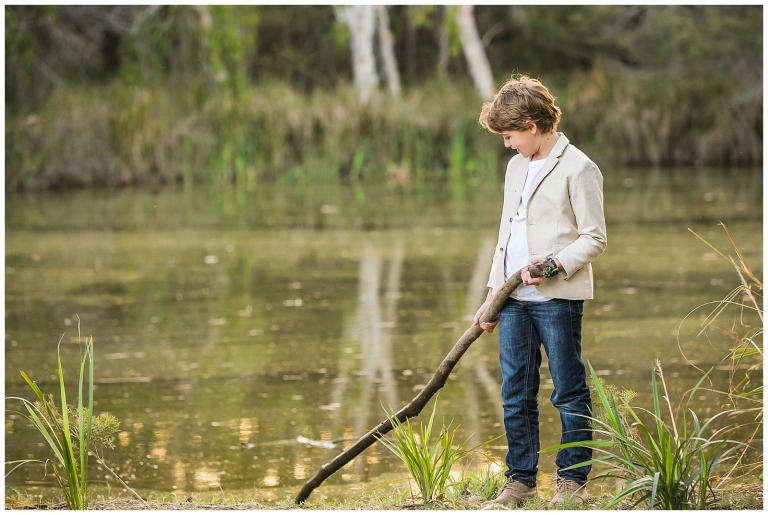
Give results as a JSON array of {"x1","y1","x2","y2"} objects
[{"x1": 526, "y1": 120, "x2": 538, "y2": 134}]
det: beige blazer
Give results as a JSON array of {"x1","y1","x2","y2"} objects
[{"x1": 487, "y1": 133, "x2": 607, "y2": 300}]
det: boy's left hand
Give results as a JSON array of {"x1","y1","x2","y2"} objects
[
  {"x1": 521, "y1": 258, "x2": 554, "y2": 286},
  {"x1": 521, "y1": 257, "x2": 564, "y2": 285}
]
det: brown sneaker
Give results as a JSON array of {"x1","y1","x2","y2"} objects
[
  {"x1": 482, "y1": 478, "x2": 537, "y2": 508},
  {"x1": 548, "y1": 478, "x2": 588, "y2": 506}
]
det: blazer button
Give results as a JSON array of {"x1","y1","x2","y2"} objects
[
  {"x1": 509, "y1": 217, "x2": 513, "y2": 222},
  {"x1": 499, "y1": 247, "x2": 503, "y2": 252}
]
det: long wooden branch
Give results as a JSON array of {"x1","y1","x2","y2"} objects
[{"x1": 294, "y1": 260, "x2": 555, "y2": 503}]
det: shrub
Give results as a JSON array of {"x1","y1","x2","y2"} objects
[
  {"x1": 685, "y1": 222, "x2": 763, "y2": 481},
  {"x1": 375, "y1": 401, "x2": 499, "y2": 504},
  {"x1": 5, "y1": 322, "x2": 131, "y2": 509},
  {"x1": 545, "y1": 361, "x2": 747, "y2": 509}
]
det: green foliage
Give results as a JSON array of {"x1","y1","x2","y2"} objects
[
  {"x1": 588, "y1": 376, "x2": 639, "y2": 444},
  {"x1": 15, "y1": 335, "x2": 94, "y2": 509},
  {"x1": 409, "y1": 6, "x2": 436, "y2": 29},
  {"x1": 6, "y1": 5, "x2": 761, "y2": 107},
  {"x1": 31, "y1": 396, "x2": 120, "y2": 454},
  {"x1": 543, "y1": 361, "x2": 748, "y2": 510},
  {"x1": 6, "y1": 323, "x2": 119, "y2": 510},
  {"x1": 376, "y1": 402, "x2": 498, "y2": 503},
  {"x1": 685, "y1": 223, "x2": 763, "y2": 480},
  {"x1": 119, "y1": 6, "x2": 258, "y2": 98},
  {"x1": 6, "y1": 80, "x2": 501, "y2": 190},
  {"x1": 461, "y1": 464, "x2": 506, "y2": 500},
  {"x1": 3, "y1": 5, "x2": 763, "y2": 188},
  {"x1": 4, "y1": 6, "x2": 53, "y2": 108},
  {"x1": 205, "y1": 6, "x2": 258, "y2": 99},
  {"x1": 442, "y1": 7, "x2": 462, "y2": 59}
]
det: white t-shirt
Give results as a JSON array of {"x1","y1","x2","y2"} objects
[{"x1": 504, "y1": 158, "x2": 551, "y2": 302}]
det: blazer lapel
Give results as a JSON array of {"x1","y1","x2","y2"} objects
[
  {"x1": 528, "y1": 133, "x2": 570, "y2": 197},
  {"x1": 502, "y1": 156, "x2": 530, "y2": 222}
]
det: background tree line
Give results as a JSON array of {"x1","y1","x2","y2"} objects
[{"x1": 5, "y1": 5, "x2": 763, "y2": 190}]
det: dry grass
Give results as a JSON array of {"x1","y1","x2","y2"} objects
[
  {"x1": 6, "y1": 69, "x2": 761, "y2": 191},
  {"x1": 5, "y1": 480, "x2": 761, "y2": 510}
]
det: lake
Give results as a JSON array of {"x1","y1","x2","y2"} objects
[{"x1": 5, "y1": 165, "x2": 762, "y2": 502}]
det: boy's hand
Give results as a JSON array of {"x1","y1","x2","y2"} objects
[
  {"x1": 473, "y1": 299, "x2": 499, "y2": 333},
  {"x1": 522, "y1": 257, "x2": 564, "y2": 285},
  {"x1": 521, "y1": 258, "x2": 545, "y2": 286}
]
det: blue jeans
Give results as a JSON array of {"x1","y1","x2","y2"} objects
[{"x1": 498, "y1": 298, "x2": 592, "y2": 487}]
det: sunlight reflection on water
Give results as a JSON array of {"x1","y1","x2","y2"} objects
[{"x1": 4, "y1": 171, "x2": 763, "y2": 498}]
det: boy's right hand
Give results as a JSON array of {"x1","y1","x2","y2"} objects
[{"x1": 473, "y1": 300, "x2": 499, "y2": 334}]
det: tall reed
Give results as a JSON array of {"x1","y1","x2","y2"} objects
[
  {"x1": 10, "y1": 332, "x2": 94, "y2": 508},
  {"x1": 544, "y1": 361, "x2": 747, "y2": 509},
  {"x1": 6, "y1": 69, "x2": 760, "y2": 191},
  {"x1": 5, "y1": 322, "x2": 127, "y2": 509},
  {"x1": 685, "y1": 223, "x2": 763, "y2": 480},
  {"x1": 375, "y1": 401, "x2": 499, "y2": 504}
]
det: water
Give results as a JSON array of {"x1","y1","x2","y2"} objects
[{"x1": 5, "y1": 166, "x2": 762, "y2": 501}]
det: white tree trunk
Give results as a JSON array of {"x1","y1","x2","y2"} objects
[
  {"x1": 374, "y1": 5, "x2": 401, "y2": 97},
  {"x1": 436, "y1": 5, "x2": 449, "y2": 78},
  {"x1": 454, "y1": 5, "x2": 494, "y2": 100},
  {"x1": 335, "y1": 5, "x2": 378, "y2": 104}
]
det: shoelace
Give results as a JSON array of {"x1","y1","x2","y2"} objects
[{"x1": 501, "y1": 479, "x2": 516, "y2": 491}]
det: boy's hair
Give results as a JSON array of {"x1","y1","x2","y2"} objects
[{"x1": 479, "y1": 75, "x2": 562, "y2": 134}]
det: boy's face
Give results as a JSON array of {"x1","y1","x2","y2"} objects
[{"x1": 500, "y1": 122, "x2": 540, "y2": 159}]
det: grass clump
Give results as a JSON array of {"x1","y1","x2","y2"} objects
[
  {"x1": 545, "y1": 361, "x2": 747, "y2": 510},
  {"x1": 13, "y1": 332, "x2": 95, "y2": 509},
  {"x1": 5, "y1": 321, "x2": 129, "y2": 510},
  {"x1": 589, "y1": 377, "x2": 640, "y2": 444},
  {"x1": 375, "y1": 401, "x2": 499, "y2": 504},
  {"x1": 543, "y1": 223, "x2": 762, "y2": 510},
  {"x1": 685, "y1": 222, "x2": 763, "y2": 482},
  {"x1": 460, "y1": 464, "x2": 506, "y2": 501}
]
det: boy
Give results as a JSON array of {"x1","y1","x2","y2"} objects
[{"x1": 473, "y1": 75, "x2": 607, "y2": 507}]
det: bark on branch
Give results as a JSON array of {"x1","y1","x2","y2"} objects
[{"x1": 294, "y1": 260, "x2": 556, "y2": 503}]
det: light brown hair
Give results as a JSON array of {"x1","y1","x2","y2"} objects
[{"x1": 479, "y1": 74, "x2": 562, "y2": 134}]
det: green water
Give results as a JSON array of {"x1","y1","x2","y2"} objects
[{"x1": 5, "y1": 166, "x2": 762, "y2": 501}]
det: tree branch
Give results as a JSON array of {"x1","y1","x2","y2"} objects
[{"x1": 294, "y1": 259, "x2": 556, "y2": 503}]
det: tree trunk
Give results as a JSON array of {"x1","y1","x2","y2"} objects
[
  {"x1": 374, "y1": 5, "x2": 400, "y2": 98},
  {"x1": 294, "y1": 259, "x2": 557, "y2": 504},
  {"x1": 454, "y1": 5, "x2": 494, "y2": 100},
  {"x1": 335, "y1": 5, "x2": 378, "y2": 105},
  {"x1": 405, "y1": 6, "x2": 416, "y2": 82},
  {"x1": 435, "y1": 5, "x2": 449, "y2": 79}
]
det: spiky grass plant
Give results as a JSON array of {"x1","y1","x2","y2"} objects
[
  {"x1": 13, "y1": 333, "x2": 94, "y2": 509},
  {"x1": 375, "y1": 401, "x2": 498, "y2": 504},
  {"x1": 686, "y1": 222, "x2": 762, "y2": 481},
  {"x1": 544, "y1": 361, "x2": 747, "y2": 510},
  {"x1": 5, "y1": 321, "x2": 131, "y2": 509},
  {"x1": 462, "y1": 464, "x2": 506, "y2": 500}
]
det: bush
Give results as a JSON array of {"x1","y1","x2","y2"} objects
[
  {"x1": 5, "y1": 322, "x2": 136, "y2": 509},
  {"x1": 375, "y1": 401, "x2": 499, "y2": 504}
]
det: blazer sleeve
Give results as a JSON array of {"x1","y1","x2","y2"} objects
[{"x1": 554, "y1": 161, "x2": 607, "y2": 278}]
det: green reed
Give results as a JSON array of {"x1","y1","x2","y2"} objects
[
  {"x1": 376, "y1": 401, "x2": 499, "y2": 504},
  {"x1": 542, "y1": 224, "x2": 762, "y2": 509},
  {"x1": 685, "y1": 222, "x2": 763, "y2": 481},
  {"x1": 9, "y1": 323, "x2": 95, "y2": 509},
  {"x1": 461, "y1": 464, "x2": 506, "y2": 501},
  {"x1": 5, "y1": 321, "x2": 128, "y2": 509},
  {"x1": 544, "y1": 361, "x2": 747, "y2": 510},
  {"x1": 6, "y1": 66, "x2": 760, "y2": 191}
]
